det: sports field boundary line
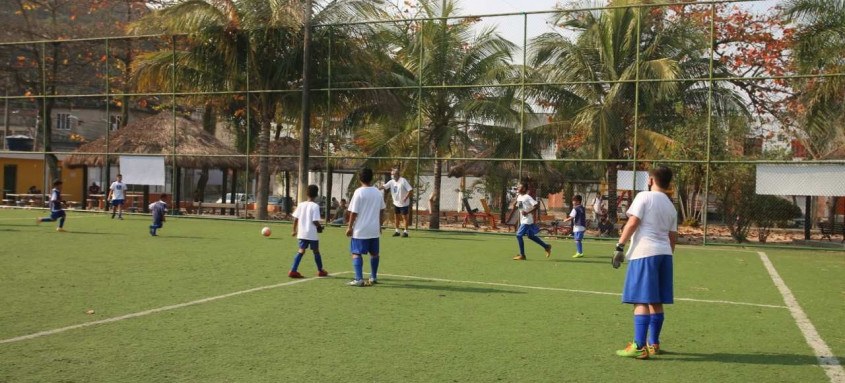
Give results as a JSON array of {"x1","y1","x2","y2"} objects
[
  {"x1": 378, "y1": 273, "x2": 787, "y2": 309},
  {"x1": 757, "y1": 251, "x2": 845, "y2": 383},
  {"x1": 0, "y1": 274, "x2": 345, "y2": 345}
]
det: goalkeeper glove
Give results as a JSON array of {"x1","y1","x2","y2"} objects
[{"x1": 612, "y1": 243, "x2": 625, "y2": 269}]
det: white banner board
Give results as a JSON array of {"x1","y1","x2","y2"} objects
[
  {"x1": 617, "y1": 170, "x2": 650, "y2": 191},
  {"x1": 119, "y1": 156, "x2": 166, "y2": 186},
  {"x1": 756, "y1": 164, "x2": 845, "y2": 196}
]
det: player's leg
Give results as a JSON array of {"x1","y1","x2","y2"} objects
[
  {"x1": 368, "y1": 239, "x2": 380, "y2": 284},
  {"x1": 617, "y1": 257, "x2": 658, "y2": 359},
  {"x1": 514, "y1": 225, "x2": 527, "y2": 260},
  {"x1": 289, "y1": 240, "x2": 307, "y2": 278},
  {"x1": 401, "y1": 211, "x2": 410, "y2": 237},
  {"x1": 111, "y1": 201, "x2": 117, "y2": 218},
  {"x1": 348, "y1": 239, "x2": 365, "y2": 286},
  {"x1": 648, "y1": 254, "x2": 673, "y2": 354},
  {"x1": 572, "y1": 231, "x2": 584, "y2": 258},
  {"x1": 392, "y1": 207, "x2": 401, "y2": 236},
  {"x1": 312, "y1": 241, "x2": 328, "y2": 276},
  {"x1": 525, "y1": 224, "x2": 551, "y2": 256}
]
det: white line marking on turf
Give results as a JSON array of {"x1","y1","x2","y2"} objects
[
  {"x1": 757, "y1": 251, "x2": 845, "y2": 383},
  {"x1": 379, "y1": 273, "x2": 787, "y2": 309},
  {"x1": 0, "y1": 275, "x2": 345, "y2": 345}
]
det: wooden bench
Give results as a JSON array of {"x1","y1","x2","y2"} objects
[
  {"x1": 818, "y1": 221, "x2": 845, "y2": 242},
  {"x1": 193, "y1": 201, "x2": 244, "y2": 217}
]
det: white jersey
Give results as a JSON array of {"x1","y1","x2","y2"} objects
[
  {"x1": 626, "y1": 191, "x2": 678, "y2": 260},
  {"x1": 292, "y1": 200, "x2": 322, "y2": 241},
  {"x1": 348, "y1": 186, "x2": 386, "y2": 239},
  {"x1": 516, "y1": 194, "x2": 537, "y2": 225},
  {"x1": 109, "y1": 181, "x2": 126, "y2": 200},
  {"x1": 384, "y1": 177, "x2": 413, "y2": 207}
]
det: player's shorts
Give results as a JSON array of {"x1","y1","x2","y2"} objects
[
  {"x1": 111, "y1": 199, "x2": 125, "y2": 207},
  {"x1": 394, "y1": 205, "x2": 410, "y2": 215},
  {"x1": 350, "y1": 238, "x2": 379, "y2": 255},
  {"x1": 50, "y1": 210, "x2": 66, "y2": 220},
  {"x1": 298, "y1": 239, "x2": 319, "y2": 250},
  {"x1": 516, "y1": 223, "x2": 540, "y2": 237},
  {"x1": 573, "y1": 231, "x2": 585, "y2": 241},
  {"x1": 622, "y1": 255, "x2": 673, "y2": 304}
]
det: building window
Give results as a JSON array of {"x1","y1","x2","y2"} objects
[
  {"x1": 56, "y1": 113, "x2": 71, "y2": 130},
  {"x1": 109, "y1": 115, "x2": 122, "y2": 131}
]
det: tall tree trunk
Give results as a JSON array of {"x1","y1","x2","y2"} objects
[
  {"x1": 255, "y1": 98, "x2": 273, "y2": 220},
  {"x1": 326, "y1": 163, "x2": 333, "y2": 220},
  {"x1": 429, "y1": 158, "x2": 442, "y2": 229}
]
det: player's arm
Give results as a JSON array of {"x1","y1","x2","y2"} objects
[
  {"x1": 313, "y1": 220, "x2": 323, "y2": 233},
  {"x1": 669, "y1": 231, "x2": 677, "y2": 252},
  {"x1": 346, "y1": 212, "x2": 358, "y2": 237},
  {"x1": 291, "y1": 218, "x2": 298, "y2": 236}
]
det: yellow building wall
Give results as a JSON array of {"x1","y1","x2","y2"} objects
[{"x1": 0, "y1": 157, "x2": 85, "y2": 201}]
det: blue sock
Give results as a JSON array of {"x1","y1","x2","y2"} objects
[
  {"x1": 516, "y1": 235, "x2": 525, "y2": 255},
  {"x1": 576, "y1": 240, "x2": 583, "y2": 254},
  {"x1": 352, "y1": 257, "x2": 363, "y2": 281},
  {"x1": 370, "y1": 256, "x2": 380, "y2": 280},
  {"x1": 314, "y1": 252, "x2": 323, "y2": 270},
  {"x1": 291, "y1": 253, "x2": 303, "y2": 272},
  {"x1": 649, "y1": 313, "x2": 665, "y2": 346},
  {"x1": 634, "y1": 314, "x2": 650, "y2": 348},
  {"x1": 58, "y1": 216, "x2": 65, "y2": 228}
]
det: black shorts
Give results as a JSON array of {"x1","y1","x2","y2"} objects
[{"x1": 394, "y1": 205, "x2": 410, "y2": 215}]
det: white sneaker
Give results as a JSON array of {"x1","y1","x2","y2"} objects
[
  {"x1": 347, "y1": 279, "x2": 364, "y2": 287},
  {"x1": 367, "y1": 278, "x2": 378, "y2": 285}
]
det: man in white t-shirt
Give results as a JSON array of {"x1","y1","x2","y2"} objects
[
  {"x1": 288, "y1": 185, "x2": 328, "y2": 279},
  {"x1": 612, "y1": 166, "x2": 678, "y2": 359},
  {"x1": 592, "y1": 194, "x2": 605, "y2": 229},
  {"x1": 380, "y1": 167, "x2": 413, "y2": 238},
  {"x1": 510, "y1": 181, "x2": 552, "y2": 260},
  {"x1": 346, "y1": 168, "x2": 386, "y2": 287},
  {"x1": 108, "y1": 174, "x2": 127, "y2": 220}
]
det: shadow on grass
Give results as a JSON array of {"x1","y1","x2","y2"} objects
[
  {"x1": 379, "y1": 281, "x2": 525, "y2": 294},
  {"x1": 547, "y1": 258, "x2": 611, "y2": 265},
  {"x1": 658, "y1": 351, "x2": 823, "y2": 366}
]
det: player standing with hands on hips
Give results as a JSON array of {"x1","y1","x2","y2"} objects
[
  {"x1": 612, "y1": 166, "x2": 677, "y2": 359},
  {"x1": 379, "y1": 167, "x2": 413, "y2": 238},
  {"x1": 108, "y1": 174, "x2": 127, "y2": 220}
]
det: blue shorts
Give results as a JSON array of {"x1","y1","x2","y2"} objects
[
  {"x1": 394, "y1": 205, "x2": 410, "y2": 215},
  {"x1": 622, "y1": 255, "x2": 673, "y2": 304},
  {"x1": 516, "y1": 224, "x2": 540, "y2": 237},
  {"x1": 50, "y1": 210, "x2": 66, "y2": 220},
  {"x1": 298, "y1": 239, "x2": 319, "y2": 250},
  {"x1": 152, "y1": 219, "x2": 164, "y2": 228},
  {"x1": 573, "y1": 231, "x2": 585, "y2": 241},
  {"x1": 350, "y1": 238, "x2": 379, "y2": 255},
  {"x1": 111, "y1": 199, "x2": 125, "y2": 207}
]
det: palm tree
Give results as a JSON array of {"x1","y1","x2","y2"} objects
[
  {"x1": 359, "y1": 0, "x2": 520, "y2": 229},
  {"x1": 783, "y1": 0, "x2": 845, "y2": 159},
  {"x1": 129, "y1": 0, "x2": 385, "y2": 219},
  {"x1": 530, "y1": 0, "x2": 747, "y2": 225}
]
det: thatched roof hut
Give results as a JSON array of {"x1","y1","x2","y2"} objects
[{"x1": 66, "y1": 112, "x2": 243, "y2": 169}]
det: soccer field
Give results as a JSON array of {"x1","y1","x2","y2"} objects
[{"x1": 1, "y1": 209, "x2": 843, "y2": 382}]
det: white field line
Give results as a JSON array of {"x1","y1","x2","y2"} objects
[
  {"x1": 757, "y1": 251, "x2": 845, "y2": 383},
  {"x1": 378, "y1": 273, "x2": 787, "y2": 309},
  {"x1": 1, "y1": 270, "x2": 788, "y2": 347},
  {"x1": 0, "y1": 274, "x2": 344, "y2": 345}
]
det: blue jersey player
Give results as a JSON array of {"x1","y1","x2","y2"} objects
[
  {"x1": 37, "y1": 180, "x2": 67, "y2": 232},
  {"x1": 562, "y1": 194, "x2": 587, "y2": 258},
  {"x1": 149, "y1": 194, "x2": 168, "y2": 236},
  {"x1": 345, "y1": 168, "x2": 385, "y2": 287},
  {"x1": 613, "y1": 166, "x2": 678, "y2": 359}
]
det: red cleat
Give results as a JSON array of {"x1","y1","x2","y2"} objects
[
  {"x1": 317, "y1": 269, "x2": 329, "y2": 277},
  {"x1": 288, "y1": 271, "x2": 304, "y2": 278}
]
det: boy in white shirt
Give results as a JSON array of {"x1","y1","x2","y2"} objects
[
  {"x1": 108, "y1": 174, "x2": 127, "y2": 220},
  {"x1": 612, "y1": 166, "x2": 678, "y2": 359},
  {"x1": 510, "y1": 181, "x2": 552, "y2": 260},
  {"x1": 346, "y1": 168, "x2": 385, "y2": 286},
  {"x1": 289, "y1": 185, "x2": 328, "y2": 278}
]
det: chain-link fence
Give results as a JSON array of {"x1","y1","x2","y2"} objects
[{"x1": 1, "y1": 0, "x2": 843, "y2": 247}]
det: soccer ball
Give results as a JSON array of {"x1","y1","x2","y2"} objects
[{"x1": 261, "y1": 227, "x2": 271, "y2": 237}]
